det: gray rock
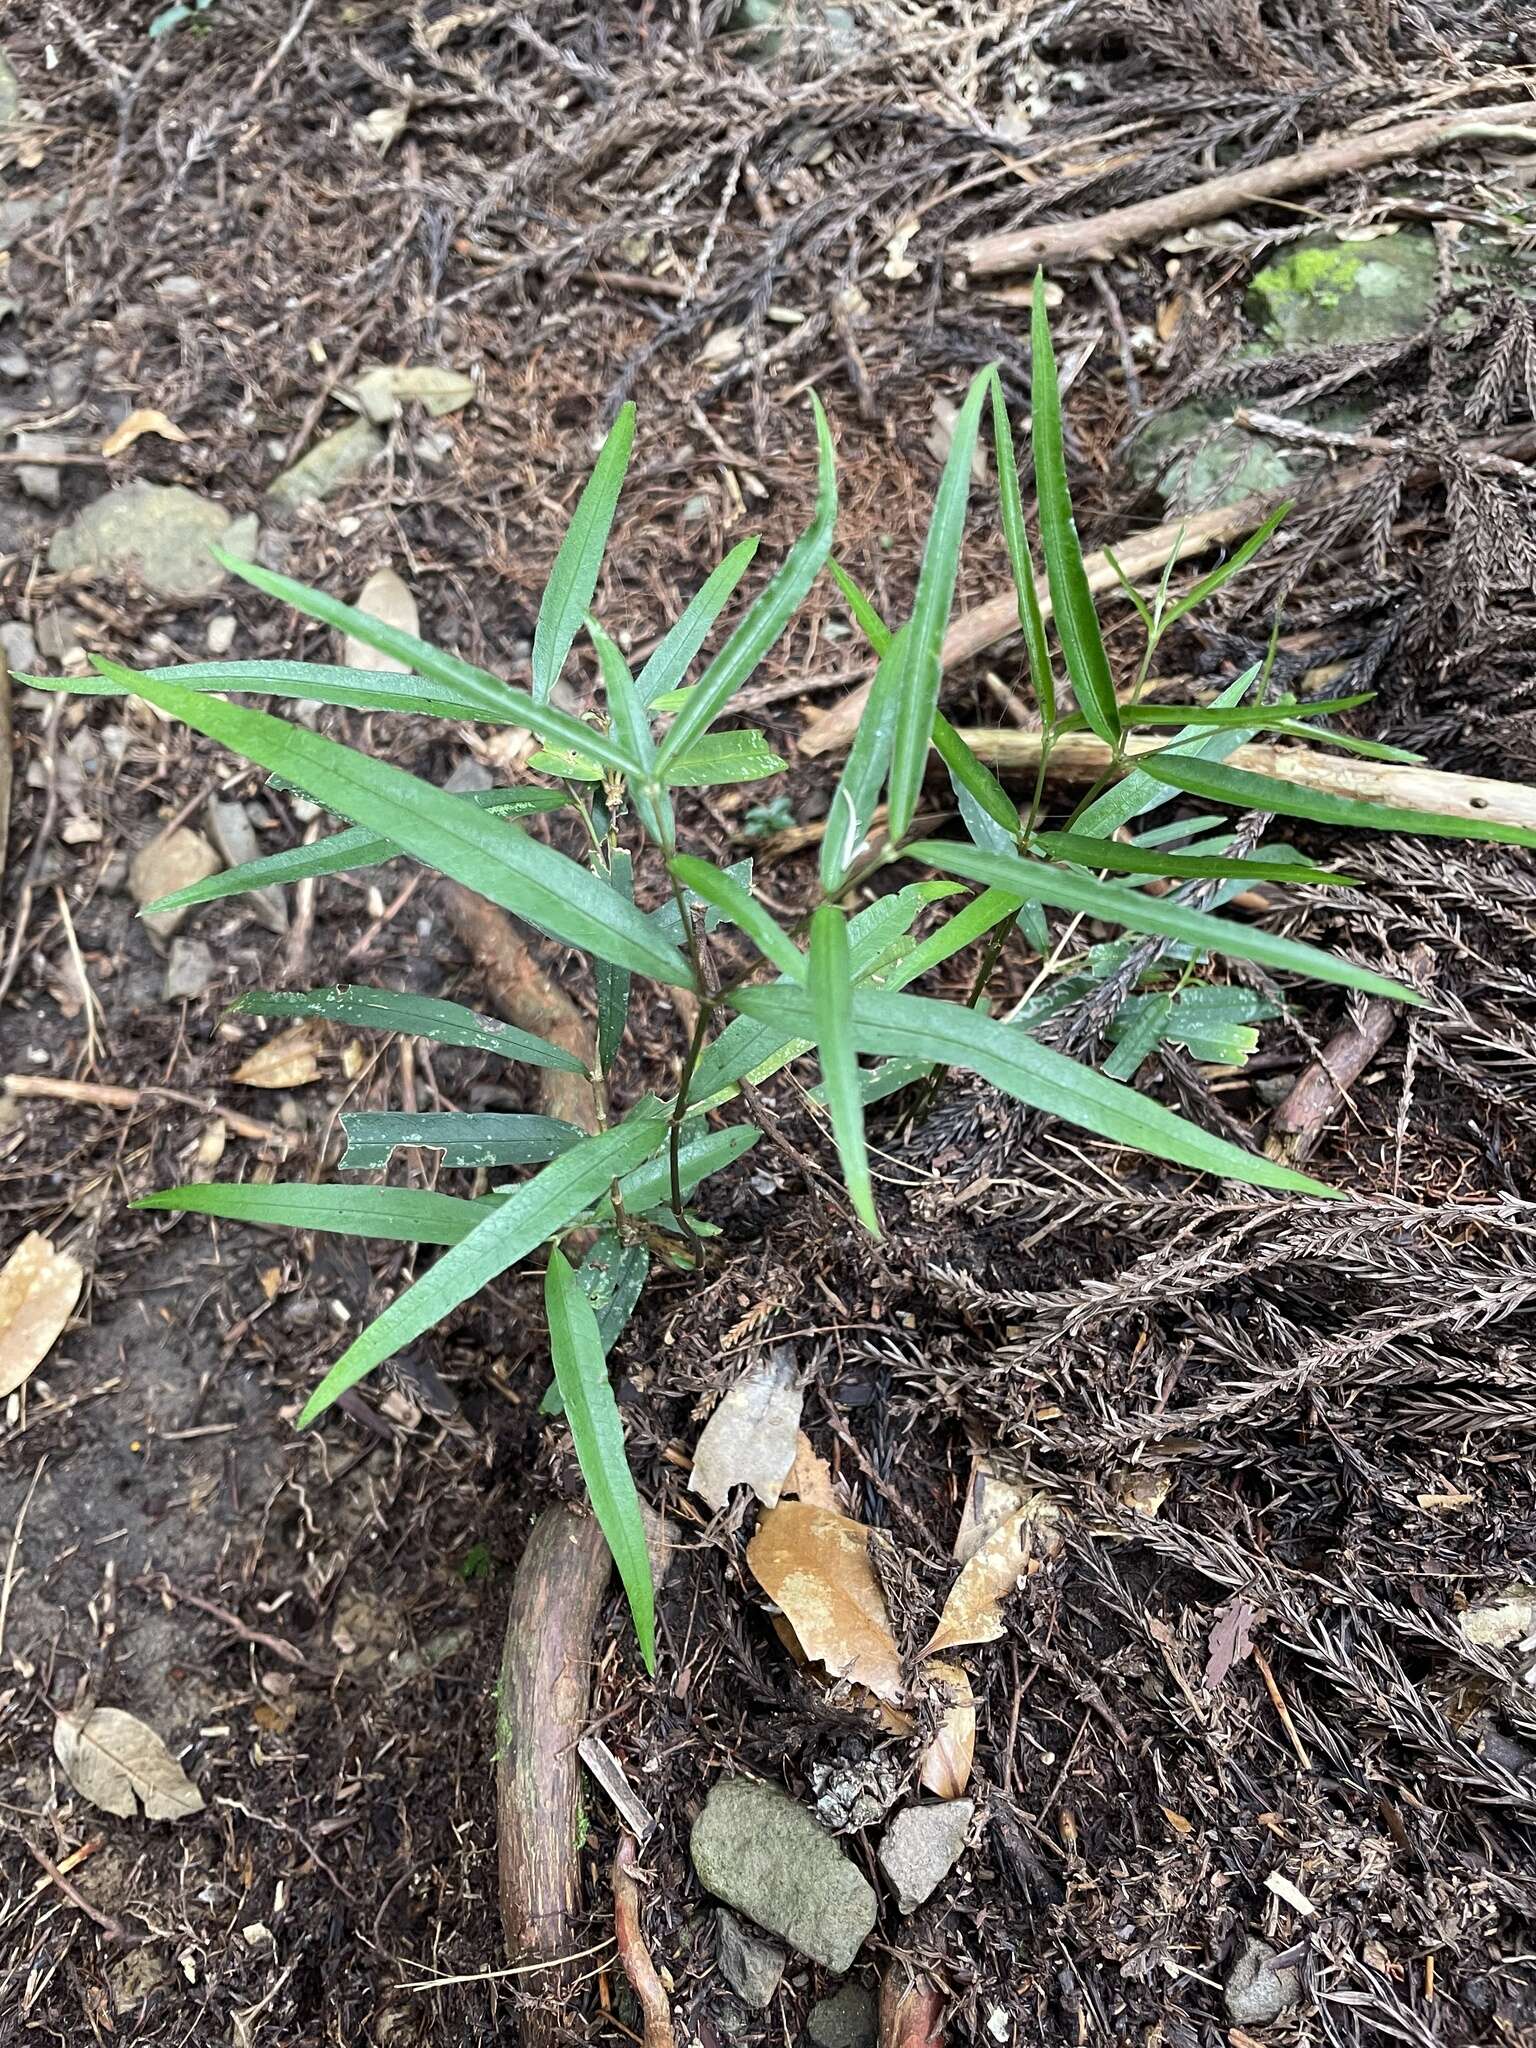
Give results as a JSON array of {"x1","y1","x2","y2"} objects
[
  {"x1": 1224, "y1": 1937, "x2": 1302, "y2": 2025},
  {"x1": 715, "y1": 1909, "x2": 785, "y2": 2009},
  {"x1": 205, "y1": 798, "x2": 287, "y2": 934},
  {"x1": 265, "y1": 418, "x2": 385, "y2": 516},
  {"x1": 442, "y1": 756, "x2": 494, "y2": 794},
  {"x1": 17, "y1": 463, "x2": 58, "y2": 506},
  {"x1": 163, "y1": 938, "x2": 215, "y2": 1002},
  {"x1": 690, "y1": 1778, "x2": 877, "y2": 1973},
  {"x1": 0, "y1": 50, "x2": 21, "y2": 130},
  {"x1": 206, "y1": 612, "x2": 236, "y2": 656},
  {"x1": 47, "y1": 483, "x2": 258, "y2": 604},
  {"x1": 807, "y1": 1980, "x2": 877, "y2": 2048},
  {"x1": 129, "y1": 827, "x2": 221, "y2": 938},
  {"x1": 0, "y1": 199, "x2": 38, "y2": 252},
  {"x1": 0, "y1": 619, "x2": 38, "y2": 673},
  {"x1": 1248, "y1": 233, "x2": 1437, "y2": 349},
  {"x1": 877, "y1": 1799, "x2": 973, "y2": 1915},
  {"x1": 0, "y1": 349, "x2": 29, "y2": 381}
]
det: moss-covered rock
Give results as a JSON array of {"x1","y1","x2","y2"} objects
[{"x1": 1247, "y1": 233, "x2": 1438, "y2": 348}]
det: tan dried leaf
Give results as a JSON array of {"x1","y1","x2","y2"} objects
[
  {"x1": 232, "y1": 1022, "x2": 321, "y2": 1090},
  {"x1": 783, "y1": 1430, "x2": 841, "y2": 1511},
  {"x1": 53, "y1": 1706, "x2": 204, "y2": 1820},
  {"x1": 343, "y1": 364, "x2": 476, "y2": 423},
  {"x1": 0, "y1": 1231, "x2": 84, "y2": 1397},
  {"x1": 100, "y1": 408, "x2": 190, "y2": 458},
  {"x1": 689, "y1": 1348, "x2": 802, "y2": 1511},
  {"x1": 954, "y1": 1455, "x2": 1028, "y2": 1563},
  {"x1": 926, "y1": 1490, "x2": 1062, "y2": 1655},
  {"x1": 747, "y1": 1501, "x2": 904, "y2": 1705},
  {"x1": 918, "y1": 1658, "x2": 975, "y2": 1799}
]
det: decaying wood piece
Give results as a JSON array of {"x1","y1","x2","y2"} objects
[
  {"x1": 612, "y1": 1833, "x2": 676, "y2": 2048},
  {"x1": 1265, "y1": 948, "x2": 1431, "y2": 1161},
  {"x1": 497, "y1": 1505, "x2": 612, "y2": 2047},
  {"x1": 953, "y1": 730, "x2": 1536, "y2": 834},
  {"x1": 960, "y1": 99, "x2": 1536, "y2": 275},
  {"x1": 799, "y1": 489, "x2": 1289, "y2": 759},
  {"x1": 881, "y1": 1966, "x2": 945, "y2": 2048},
  {"x1": 440, "y1": 881, "x2": 596, "y2": 1131}
]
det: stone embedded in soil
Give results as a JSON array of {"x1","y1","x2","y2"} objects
[
  {"x1": 206, "y1": 612, "x2": 236, "y2": 655},
  {"x1": 130, "y1": 827, "x2": 221, "y2": 939},
  {"x1": 807, "y1": 1979, "x2": 877, "y2": 2048},
  {"x1": 877, "y1": 1798, "x2": 973, "y2": 1914},
  {"x1": 0, "y1": 618, "x2": 38, "y2": 673},
  {"x1": 163, "y1": 938, "x2": 215, "y2": 1003},
  {"x1": 265, "y1": 417, "x2": 385, "y2": 516},
  {"x1": 690, "y1": 1778, "x2": 877, "y2": 1973},
  {"x1": 715, "y1": 1908, "x2": 785, "y2": 2009},
  {"x1": 18, "y1": 463, "x2": 59, "y2": 506},
  {"x1": 1248, "y1": 232, "x2": 1438, "y2": 349},
  {"x1": 340, "y1": 564, "x2": 418, "y2": 671},
  {"x1": 1224, "y1": 1936, "x2": 1302, "y2": 2024},
  {"x1": 47, "y1": 483, "x2": 258, "y2": 604},
  {"x1": 205, "y1": 798, "x2": 287, "y2": 934}
]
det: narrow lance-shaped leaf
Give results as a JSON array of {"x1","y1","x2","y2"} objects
[
  {"x1": 1030, "y1": 830, "x2": 1350, "y2": 886},
  {"x1": 1160, "y1": 503, "x2": 1292, "y2": 631},
  {"x1": 809, "y1": 904, "x2": 880, "y2": 1236},
  {"x1": 931, "y1": 710, "x2": 1021, "y2": 851},
  {"x1": 990, "y1": 377, "x2": 1056, "y2": 727},
  {"x1": 656, "y1": 393, "x2": 837, "y2": 769},
  {"x1": 1031, "y1": 282, "x2": 1119, "y2": 746},
  {"x1": 229, "y1": 983, "x2": 589, "y2": 1071},
  {"x1": 137, "y1": 787, "x2": 569, "y2": 920},
  {"x1": 134, "y1": 1181, "x2": 485, "y2": 1246},
  {"x1": 635, "y1": 538, "x2": 761, "y2": 706},
  {"x1": 909, "y1": 838, "x2": 1419, "y2": 1004},
  {"x1": 1124, "y1": 693, "x2": 1376, "y2": 729},
  {"x1": 1071, "y1": 665, "x2": 1261, "y2": 841},
  {"x1": 97, "y1": 661, "x2": 695, "y2": 989},
  {"x1": 598, "y1": 1123, "x2": 759, "y2": 1222},
  {"x1": 533, "y1": 404, "x2": 636, "y2": 704},
  {"x1": 596, "y1": 850, "x2": 634, "y2": 1075},
  {"x1": 1136, "y1": 752, "x2": 1536, "y2": 850},
  {"x1": 588, "y1": 620, "x2": 671, "y2": 844},
  {"x1": 189, "y1": 553, "x2": 639, "y2": 774},
  {"x1": 821, "y1": 624, "x2": 907, "y2": 891},
  {"x1": 30, "y1": 659, "x2": 529, "y2": 725},
  {"x1": 827, "y1": 558, "x2": 894, "y2": 657},
  {"x1": 338, "y1": 1112, "x2": 585, "y2": 1171},
  {"x1": 887, "y1": 365, "x2": 992, "y2": 842},
  {"x1": 732, "y1": 981, "x2": 1336, "y2": 1199},
  {"x1": 1101, "y1": 991, "x2": 1175, "y2": 1083},
  {"x1": 545, "y1": 1246, "x2": 656, "y2": 1672},
  {"x1": 668, "y1": 854, "x2": 806, "y2": 980},
  {"x1": 298, "y1": 1103, "x2": 669, "y2": 1424}
]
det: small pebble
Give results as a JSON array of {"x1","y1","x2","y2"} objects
[{"x1": 206, "y1": 613, "x2": 237, "y2": 656}]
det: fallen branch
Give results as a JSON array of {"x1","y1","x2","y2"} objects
[
  {"x1": 612, "y1": 1834, "x2": 676, "y2": 2048},
  {"x1": 1264, "y1": 947, "x2": 1431, "y2": 1162},
  {"x1": 954, "y1": 731, "x2": 1536, "y2": 834},
  {"x1": 799, "y1": 488, "x2": 1292, "y2": 759},
  {"x1": 440, "y1": 883, "x2": 596, "y2": 1132},
  {"x1": 960, "y1": 98, "x2": 1536, "y2": 275},
  {"x1": 3, "y1": 1073, "x2": 294, "y2": 1150},
  {"x1": 497, "y1": 1505, "x2": 613, "y2": 2048}
]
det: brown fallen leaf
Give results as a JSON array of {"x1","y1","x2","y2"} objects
[
  {"x1": 783, "y1": 1430, "x2": 841, "y2": 1511},
  {"x1": 954, "y1": 1454, "x2": 1028, "y2": 1564},
  {"x1": 689, "y1": 1348, "x2": 802, "y2": 1511},
  {"x1": 925, "y1": 1490, "x2": 1062, "y2": 1656},
  {"x1": 747, "y1": 1501, "x2": 905, "y2": 1705},
  {"x1": 917, "y1": 1659, "x2": 975, "y2": 1799},
  {"x1": 53, "y1": 1706, "x2": 204, "y2": 1820},
  {"x1": 1203, "y1": 1595, "x2": 1257, "y2": 1691},
  {"x1": 233, "y1": 1022, "x2": 322, "y2": 1090},
  {"x1": 100, "y1": 408, "x2": 190, "y2": 458},
  {"x1": 0, "y1": 1231, "x2": 84, "y2": 1397}
]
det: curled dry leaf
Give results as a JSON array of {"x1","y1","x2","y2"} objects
[
  {"x1": 926, "y1": 1489, "x2": 1062, "y2": 1656},
  {"x1": 53, "y1": 1706, "x2": 205, "y2": 1820},
  {"x1": 689, "y1": 1347, "x2": 802, "y2": 1511},
  {"x1": 747, "y1": 1501, "x2": 904, "y2": 1706},
  {"x1": 0, "y1": 1231, "x2": 84, "y2": 1397},
  {"x1": 100, "y1": 408, "x2": 190, "y2": 458},
  {"x1": 917, "y1": 1658, "x2": 975, "y2": 1800},
  {"x1": 783, "y1": 1430, "x2": 841, "y2": 1511},
  {"x1": 232, "y1": 1022, "x2": 322, "y2": 1090}
]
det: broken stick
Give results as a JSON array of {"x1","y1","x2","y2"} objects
[{"x1": 960, "y1": 99, "x2": 1536, "y2": 275}]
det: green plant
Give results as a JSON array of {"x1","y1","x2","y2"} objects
[{"x1": 35, "y1": 280, "x2": 1536, "y2": 1670}]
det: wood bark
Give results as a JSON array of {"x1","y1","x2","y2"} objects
[{"x1": 960, "y1": 100, "x2": 1536, "y2": 276}]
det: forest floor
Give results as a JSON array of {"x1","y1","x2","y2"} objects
[{"x1": 2, "y1": 5, "x2": 1536, "y2": 2047}]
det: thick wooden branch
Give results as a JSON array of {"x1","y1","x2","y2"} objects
[{"x1": 960, "y1": 100, "x2": 1536, "y2": 276}]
